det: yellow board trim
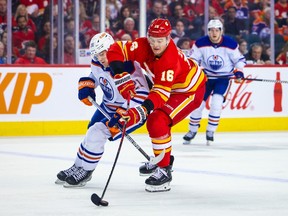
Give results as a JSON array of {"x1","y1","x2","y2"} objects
[
  {"x1": 0, "y1": 117, "x2": 287, "y2": 136},
  {"x1": 0, "y1": 121, "x2": 89, "y2": 136},
  {"x1": 134, "y1": 117, "x2": 288, "y2": 133}
]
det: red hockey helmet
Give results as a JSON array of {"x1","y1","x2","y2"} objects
[{"x1": 147, "y1": 18, "x2": 172, "y2": 37}]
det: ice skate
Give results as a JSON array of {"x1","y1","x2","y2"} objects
[
  {"x1": 139, "y1": 155, "x2": 174, "y2": 176},
  {"x1": 63, "y1": 168, "x2": 94, "y2": 188},
  {"x1": 183, "y1": 131, "x2": 197, "y2": 144},
  {"x1": 145, "y1": 166, "x2": 172, "y2": 192},
  {"x1": 206, "y1": 131, "x2": 214, "y2": 145},
  {"x1": 55, "y1": 164, "x2": 80, "y2": 184}
]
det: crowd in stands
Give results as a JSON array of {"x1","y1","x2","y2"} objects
[{"x1": 0, "y1": 0, "x2": 287, "y2": 65}]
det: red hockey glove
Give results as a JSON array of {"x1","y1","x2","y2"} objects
[
  {"x1": 78, "y1": 77, "x2": 96, "y2": 106},
  {"x1": 121, "y1": 105, "x2": 147, "y2": 125},
  {"x1": 114, "y1": 72, "x2": 136, "y2": 100},
  {"x1": 233, "y1": 70, "x2": 244, "y2": 84}
]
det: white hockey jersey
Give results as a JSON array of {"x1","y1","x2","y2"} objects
[
  {"x1": 89, "y1": 59, "x2": 149, "y2": 113},
  {"x1": 188, "y1": 35, "x2": 246, "y2": 77}
]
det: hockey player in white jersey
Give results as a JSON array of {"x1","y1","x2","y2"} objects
[
  {"x1": 183, "y1": 19, "x2": 246, "y2": 145},
  {"x1": 55, "y1": 32, "x2": 150, "y2": 187}
]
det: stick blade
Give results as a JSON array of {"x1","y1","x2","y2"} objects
[
  {"x1": 150, "y1": 149, "x2": 165, "y2": 165},
  {"x1": 91, "y1": 193, "x2": 109, "y2": 206}
]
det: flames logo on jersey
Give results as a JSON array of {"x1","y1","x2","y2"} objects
[
  {"x1": 99, "y1": 77, "x2": 114, "y2": 100},
  {"x1": 207, "y1": 55, "x2": 224, "y2": 71}
]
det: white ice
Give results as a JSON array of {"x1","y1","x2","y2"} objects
[{"x1": 0, "y1": 131, "x2": 288, "y2": 216}]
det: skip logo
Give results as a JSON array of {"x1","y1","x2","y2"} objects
[
  {"x1": 208, "y1": 55, "x2": 223, "y2": 71},
  {"x1": 0, "y1": 72, "x2": 52, "y2": 114}
]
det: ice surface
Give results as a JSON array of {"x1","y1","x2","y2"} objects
[{"x1": 0, "y1": 132, "x2": 288, "y2": 216}]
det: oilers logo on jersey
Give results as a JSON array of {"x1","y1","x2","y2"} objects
[
  {"x1": 207, "y1": 55, "x2": 224, "y2": 71},
  {"x1": 99, "y1": 77, "x2": 114, "y2": 100}
]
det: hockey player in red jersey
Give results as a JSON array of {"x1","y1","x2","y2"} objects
[{"x1": 107, "y1": 18, "x2": 206, "y2": 192}]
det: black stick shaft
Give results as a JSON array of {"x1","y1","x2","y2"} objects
[
  {"x1": 243, "y1": 78, "x2": 288, "y2": 84},
  {"x1": 100, "y1": 97, "x2": 131, "y2": 200}
]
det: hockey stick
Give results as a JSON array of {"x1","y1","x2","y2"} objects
[
  {"x1": 220, "y1": 76, "x2": 288, "y2": 84},
  {"x1": 87, "y1": 96, "x2": 165, "y2": 165},
  {"x1": 91, "y1": 96, "x2": 131, "y2": 207},
  {"x1": 242, "y1": 77, "x2": 288, "y2": 84}
]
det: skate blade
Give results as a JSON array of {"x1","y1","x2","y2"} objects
[
  {"x1": 63, "y1": 182, "x2": 87, "y2": 188},
  {"x1": 55, "y1": 179, "x2": 65, "y2": 185},
  {"x1": 183, "y1": 140, "x2": 191, "y2": 145},
  {"x1": 145, "y1": 182, "x2": 171, "y2": 192},
  {"x1": 206, "y1": 140, "x2": 212, "y2": 146}
]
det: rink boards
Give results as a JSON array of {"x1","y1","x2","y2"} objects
[{"x1": 0, "y1": 65, "x2": 287, "y2": 136}]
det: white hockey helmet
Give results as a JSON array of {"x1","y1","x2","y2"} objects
[
  {"x1": 207, "y1": 19, "x2": 223, "y2": 32},
  {"x1": 89, "y1": 32, "x2": 114, "y2": 61}
]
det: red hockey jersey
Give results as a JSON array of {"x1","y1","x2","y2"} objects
[{"x1": 107, "y1": 37, "x2": 206, "y2": 109}]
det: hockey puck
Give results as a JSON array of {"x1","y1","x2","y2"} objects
[{"x1": 91, "y1": 193, "x2": 109, "y2": 206}]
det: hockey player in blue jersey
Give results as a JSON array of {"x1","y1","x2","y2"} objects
[
  {"x1": 55, "y1": 32, "x2": 150, "y2": 187},
  {"x1": 183, "y1": 19, "x2": 246, "y2": 145}
]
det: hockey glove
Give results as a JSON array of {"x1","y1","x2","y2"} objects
[
  {"x1": 233, "y1": 70, "x2": 244, "y2": 83},
  {"x1": 105, "y1": 121, "x2": 120, "y2": 138},
  {"x1": 114, "y1": 72, "x2": 136, "y2": 100},
  {"x1": 107, "y1": 107, "x2": 127, "y2": 128},
  {"x1": 121, "y1": 105, "x2": 147, "y2": 125},
  {"x1": 78, "y1": 77, "x2": 96, "y2": 106}
]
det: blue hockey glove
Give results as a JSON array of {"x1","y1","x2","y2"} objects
[
  {"x1": 107, "y1": 107, "x2": 126, "y2": 128},
  {"x1": 233, "y1": 70, "x2": 244, "y2": 83},
  {"x1": 78, "y1": 77, "x2": 96, "y2": 106}
]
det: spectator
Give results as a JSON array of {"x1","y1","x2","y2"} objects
[
  {"x1": 0, "y1": 0, "x2": 7, "y2": 25},
  {"x1": 181, "y1": 0, "x2": 204, "y2": 39},
  {"x1": 251, "y1": 7, "x2": 274, "y2": 41},
  {"x1": 210, "y1": 0, "x2": 225, "y2": 17},
  {"x1": 19, "y1": 0, "x2": 46, "y2": 17},
  {"x1": 147, "y1": 0, "x2": 164, "y2": 27},
  {"x1": 81, "y1": 0, "x2": 98, "y2": 17},
  {"x1": 78, "y1": 1, "x2": 92, "y2": 34},
  {"x1": 176, "y1": 37, "x2": 191, "y2": 50},
  {"x1": 224, "y1": 0, "x2": 249, "y2": 26},
  {"x1": 85, "y1": 14, "x2": 114, "y2": 45},
  {"x1": 127, "y1": 0, "x2": 140, "y2": 30},
  {"x1": 14, "y1": 40, "x2": 46, "y2": 64},
  {"x1": 0, "y1": 40, "x2": 6, "y2": 63},
  {"x1": 115, "y1": 17, "x2": 139, "y2": 40},
  {"x1": 162, "y1": 1, "x2": 170, "y2": 19},
  {"x1": 13, "y1": 4, "x2": 37, "y2": 33},
  {"x1": 106, "y1": 0, "x2": 122, "y2": 20},
  {"x1": 209, "y1": 5, "x2": 220, "y2": 20},
  {"x1": 42, "y1": 33, "x2": 58, "y2": 64},
  {"x1": 12, "y1": 15, "x2": 36, "y2": 53},
  {"x1": 245, "y1": 42, "x2": 271, "y2": 64},
  {"x1": 276, "y1": 41, "x2": 288, "y2": 65},
  {"x1": 223, "y1": 6, "x2": 247, "y2": 40},
  {"x1": 63, "y1": 33, "x2": 75, "y2": 64},
  {"x1": 0, "y1": 30, "x2": 17, "y2": 63},
  {"x1": 171, "y1": 19, "x2": 189, "y2": 45},
  {"x1": 37, "y1": 20, "x2": 50, "y2": 52},
  {"x1": 65, "y1": 18, "x2": 86, "y2": 48},
  {"x1": 275, "y1": 0, "x2": 287, "y2": 28},
  {"x1": 111, "y1": 5, "x2": 131, "y2": 33},
  {"x1": 238, "y1": 38, "x2": 248, "y2": 55},
  {"x1": 168, "y1": 3, "x2": 191, "y2": 29},
  {"x1": 181, "y1": 0, "x2": 197, "y2": 22}
]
